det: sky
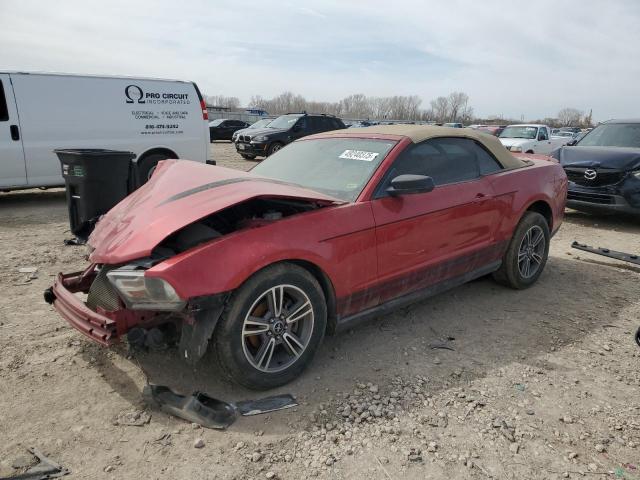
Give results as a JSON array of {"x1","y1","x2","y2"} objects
[{"x1": 1, "y1": 0, "x2": 639, "y2": 121}]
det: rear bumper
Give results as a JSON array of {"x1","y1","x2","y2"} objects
[{"x1": 48, "y1": 271, "x2": 119, "y2": 345}]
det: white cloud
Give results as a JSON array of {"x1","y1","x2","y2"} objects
[{"x1": 0, "y1": 0, "x2": 638, "y2": 120}]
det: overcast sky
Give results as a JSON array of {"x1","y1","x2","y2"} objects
[{"x1": 1, "y1": 0, "x2": 638, "y2": 121}]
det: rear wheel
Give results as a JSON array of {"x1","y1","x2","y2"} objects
[
  {"x1": 492, "y1": 211, "x2": 550, "y2": 289},
  {"x1": 138, "y1": 152, "x2": 172, "y2": 183},
  {"x1": 214, "y1": 263, "x2": 327, "y2": 389}
]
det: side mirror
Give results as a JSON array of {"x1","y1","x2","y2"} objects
[
  {"x1": 292, "y1": 124, "x2": 302, "y2": 132},
  {"x1": 567, "y1": 139, "x2": 577, "y2": 146},
  {"x1": 386, "y1": 174, "x2": 435, "y2": 196}
]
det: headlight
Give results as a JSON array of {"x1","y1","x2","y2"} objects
[
  {"x1": 509, "y1": 146, "x2": 523, "y2": 153},
  {"x1": 632, "y1": 171, "x2": 640, "y2": 179},
  {"x1": 107, "y1": 266, "x2": 185, "y2": 311},
  {"x1": 253, "y1": 135, "x2": 268, "y2": 142}
]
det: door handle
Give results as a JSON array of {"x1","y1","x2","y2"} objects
[{"x1": 10, "y1": 125, "x2": 20, "y2": 141}]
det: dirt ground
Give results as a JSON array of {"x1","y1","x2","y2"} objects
[{"x1": 1, "y1": 143, "x2": 639, "y2": 480}]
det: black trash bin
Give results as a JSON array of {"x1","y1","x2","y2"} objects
[{"x1": 54, "y1": 149, "x2": 136, "y2": 241}]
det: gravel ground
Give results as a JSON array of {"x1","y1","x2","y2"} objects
[{"x1": 1, "y1": 143, "x2": 639, "y2": 479}]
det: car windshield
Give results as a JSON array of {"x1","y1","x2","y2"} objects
[
  {"x1": 249, "y1": 119, "x2": 271, "y2": 129},
  {"x1": 499, "y1": 126, "x2": 538, "y2": 139},
  {"x1": 209, "y1": 119, "x2": 224, "y2": 127},
  {"x1": 250, "y1": 138, "x2": 397, "y2": 201},
  {"x1": 577, "y1": 123, "x2": 640, "y2": 148},
  {"x1": 267, "y1": 114, "x2": 302, "y2": 129}
]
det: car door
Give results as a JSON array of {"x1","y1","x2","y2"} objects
[
  {"x1": 291, "y1": 117, "x2": 309, "y2": 140},
  {"x1": 217, "y1": 120, "x2": 231, "y2": 139},
  {"x1": 536, "y1": 127, "x2": 552, "y2": 154},
  {"x1": 370, "y1": 137, "x2": 503, "y2": 304},
  {"x1": 0, "y1": 74, "x2": 27, "y2": 188}
]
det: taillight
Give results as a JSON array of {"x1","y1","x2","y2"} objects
[{"x1": 200, "y1": 99, "x2": 209, "y2": 120}]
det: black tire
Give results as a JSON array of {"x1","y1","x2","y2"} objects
[
  {"x1": 240, "y1": 154, "x2": 257, "y2": 160},
  {"x1": 214, "y1": 263, "x2": 327, "y2": 390},
  {"x1": 267, "y1": 142, "x2": 284, "y2": 156},
  {"x1": 492, "y1": 211, "x2": 550, "y2": 289},
  {"x1": 138, "y1": 153, "x2": 172, "y2": 183}
]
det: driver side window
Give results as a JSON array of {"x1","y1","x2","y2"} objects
[{"x1": 377, "y1": 138, "x2": 482, "y2": 197}]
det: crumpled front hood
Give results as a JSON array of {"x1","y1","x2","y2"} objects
[
  {"x1": 88, "y1": 160, "x2": 342, "y2": 264},
  {"x1": 499, "y1": 138, "x2": 532, "y2": 148},
  {"x1": 554, "y1": 146, "x2": 640, "y2": 170}
]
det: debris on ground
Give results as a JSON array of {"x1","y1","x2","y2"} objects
[
  {"x1": 113, "y1": 409, "x2": 151, "y2": 426},
  {"x1": 4, "y1": 447, "x2": 70, "y2": 479}
]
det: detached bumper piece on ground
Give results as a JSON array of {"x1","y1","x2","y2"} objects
[
  {"x1": 2, "y1": 447, "x2": 70, "y2": 480},
  {"x1": 571, "y1": 241, "x2": 640, "y2": 347},
  {"x1": 143, "y1": 384, "x2": 297, "y2": 429}
]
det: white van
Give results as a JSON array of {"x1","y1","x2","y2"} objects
[{"x1": 0, "y1": 72, "x2": 212, "y2": 190}]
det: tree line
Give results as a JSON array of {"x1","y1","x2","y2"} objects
[{"x1": 205, "y1": 92, "x2": 592, "y2": 127}]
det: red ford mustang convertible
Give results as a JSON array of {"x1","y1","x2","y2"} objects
[{"x1": 47, "y1": 125, "x2": 567, "y2": 389}]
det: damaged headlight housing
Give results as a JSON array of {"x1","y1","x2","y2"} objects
[
  {"x1": 632, "y1": 170, "x2": 640, "y2": 179},
  {"x1": 106, "y1": 266, "x2": 185, "y2": 311},
  {"x1": 253, "y1": 135, "x2": 268, "y2": 142}
]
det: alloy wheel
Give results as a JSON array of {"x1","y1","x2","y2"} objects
[
  {"x1": 517, "y1": 225, "x2": 545, "y2": 279},
  {"x1": 241, "y1": 284, "x2": 314, "y2": 373}
]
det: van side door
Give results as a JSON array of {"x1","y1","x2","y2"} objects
[{"x1": 0, "y1": 74, "x2": 27, "y2": 188}]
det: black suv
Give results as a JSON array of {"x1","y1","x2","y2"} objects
[
  {"x1": 235, "y1": 113, "x2": 346, "y2": 159},
  {"x1": 209, "y1": 119, "x2": 250, "y2": 141}
]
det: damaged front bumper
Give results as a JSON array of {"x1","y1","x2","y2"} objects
[
  {"x1": 45, "y1": 267, "x2": 229, "y2": 364},
  {"x1": 45, "y1": 268, "x2": 142, "y2": 345}
]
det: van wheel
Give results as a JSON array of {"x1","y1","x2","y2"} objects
[{"x1": 138, "y1": 153, "x2": 172, "y2": 183}]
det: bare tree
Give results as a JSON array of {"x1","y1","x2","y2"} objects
[
  {"x1": 430, "y1": 97, "x2": 450, "y2": 123},
  {"x1": 448, "y1": 92, "x2": 469, "y2": 122},
  {"x1": 238, "y1": 91, "x2": 474, "y2": 123},
  {"x1": 557, "y1": 108, "x2": 583, "y2": 127},
  {"x1": 205, "y1": 95, "x2": 240, "y2": 109}
]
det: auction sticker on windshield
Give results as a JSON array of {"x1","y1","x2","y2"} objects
[{"x1": 339, "y1": 150, "x2": 379, "y2": 161}]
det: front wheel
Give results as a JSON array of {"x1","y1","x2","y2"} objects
[
  {"x1": 493, "y1": 211, "x2": 550, "y2": 289},
  {"x1": 214, "y1": 263, "x2": 327, "y2": 389},
  {"x1": 267, "y1": 142, "x2": 284, "y2": 156}
]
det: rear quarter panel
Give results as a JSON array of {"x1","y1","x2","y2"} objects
[{"x1": 486, "y1": 157, "x2": 567, "y2": 242}]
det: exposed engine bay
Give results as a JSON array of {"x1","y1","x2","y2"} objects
[{"x1": 156, "y1": 197, "x2": 327, "y2": 255}]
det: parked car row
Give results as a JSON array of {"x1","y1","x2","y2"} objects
[{"x1": 233, "y1": 112, "x2": 346, "y2": 159}]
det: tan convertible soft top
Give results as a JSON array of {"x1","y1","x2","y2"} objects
[{"x1": 314, "y1": 124, "x2": 526, "y2": 169}]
